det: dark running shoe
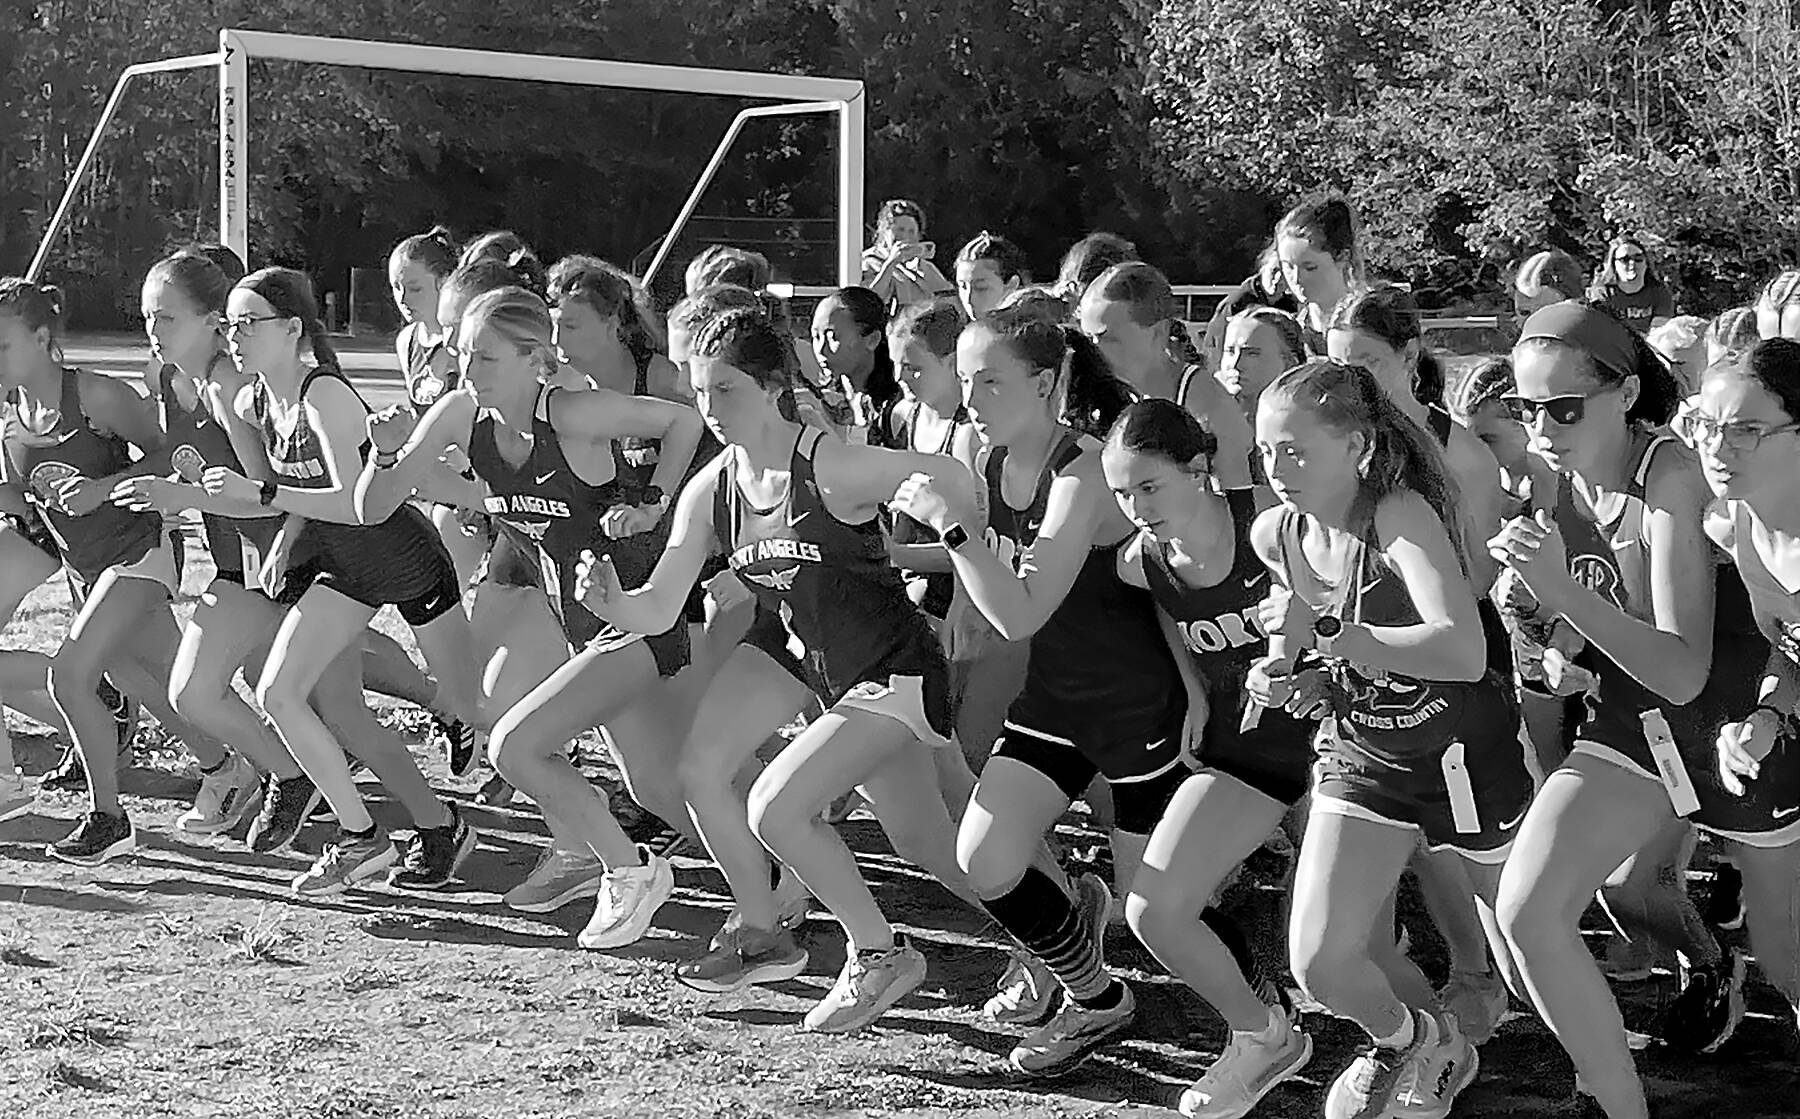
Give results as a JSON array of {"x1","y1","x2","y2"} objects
[
  {"x1": 1702, "y1": 861, "x2": 1746, "y2": 932},
  {"x1": 387, "y1": 803, "x2": 478, "y2": 890},
  {"x1": 1661, "y1": 946, "x2": 1747, "y2": 1054},
  {"x1": 434, "y1": 716, "x2": 481, "y2": 778},
  {"x1": 248, "y1": 773, "x2": 322, "y2": 855},
  {"x1": 40, "y1": 744, "x2": 87, "y2": 792},
  {"x1": 48, "y1": 810, "x2": 136, "y2": 866}
]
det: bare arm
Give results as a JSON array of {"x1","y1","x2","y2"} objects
[
  {"x1": 548, "y1": 386, "x2": 703, "y2": 499},
  {"x1": 579, "y1": 454, "x2": 724, "y2": 635},
  {"x1": 355, "y1": 388, "x2": 478, "y2": 525}
]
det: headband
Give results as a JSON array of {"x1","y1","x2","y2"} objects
[{"x1": 1518, "y1": 301, "x2": 1638, "y2": 381}]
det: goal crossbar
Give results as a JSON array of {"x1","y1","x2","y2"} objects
[{"x1": 29, "y1": 29, "x2": 866, "y2": 285}]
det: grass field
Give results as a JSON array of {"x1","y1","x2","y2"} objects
[{"x1": 3, "y1": 555, "x2": 1797, "y2": 1118}]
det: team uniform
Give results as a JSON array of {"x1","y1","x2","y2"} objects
[
  {"x1": 874, "y1": 397, "x2": 967, "y2": 619},
  {"x1": 4, "y1": 369, "x2": 179, "y2": 595},
  {"x1": 249, "y1": 366, "x2": 459, "y2": 623},
  {"x1": 985, "y1": 429, "x2": 1189, "y2": 834},
  {"x1": 158, "y1": 359, "x2": 259, "y2": 588},
  {"x1": 713, "y1": 428, "x2": 948, "y2": 744},
  {"x1": 1551, "y1": 432, "x2": 1788, "y2": 840},
  {"x1": 1276, "y1": 509, "x2": 1531, "y2": 861},
  {"x1": 402, "y1": 326, "x2": 458, "y2": 411},
  {"x1": 1139, "y1": 489, "x2": 1315, "y2": 804},
  {"x1": 466, "y1": 385, "x2": 688, "y2": 674}
]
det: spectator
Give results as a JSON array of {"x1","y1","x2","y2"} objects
[
  {"x1": 1587, "y1": 234, "x2": 1675, "y2": 331},
  {"x1": 860, "y1": 199, "x2": 954, "y2": 312}
]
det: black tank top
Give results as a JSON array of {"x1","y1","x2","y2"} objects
[
  {"x1": 712, "y1": 429, "x2": 939, "y2": 703},
  {"x1": 159, "y1": 358, "x2": 259, "y2": 574},
  {"x1": 467, "y1": 387, "x2": 652, "y2": 647},
  {"x1": 1424, "y1": 402, "x2": 1514, "y2": 677},
  {"x1": 1279, "y1": 508, "x2": 1510, "y2": 760},
  {"x1": 1552, "y1": 431, "x2": 1763, "y2": 720},
  {"x1": 5, "y1": 369, "x2": 162, "y2": 582},
  {"x1": 877, "y1": 398, "x2": 967, "y2": 617},
  {"x1": 1142, "y1": 489, "x2": 1304, "y2": 740},
  {"x1": 404, "y1": 327, "x2": 457, "y2": 410},
  {"x1": 985, "y1": 429, "x2": 1181, "y2": 713}
]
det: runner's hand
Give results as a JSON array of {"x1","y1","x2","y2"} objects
[
  {"x1": 705, "y1": 568, "x2": 753, "y2": 613},
  {"x1": 573, "y1": 548, "x2": 623, "y2": 614},
  {"x1": 1716, "y1": 710, "x2": 1778, "y2": 796},
  {"x1": 367, "y1": 404, "x2": 418, "y2": 455},
  {"x1": 111, "y1": 475, "x2": 177, "y2": 514},
  {"x1": 599, "y1": 503, "x2": 660, "y2": 539},
  {"x1": 52, "y1": 475, "x2": 111, "y2": 516}
]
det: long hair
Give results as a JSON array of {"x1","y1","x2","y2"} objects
[
  {"x1": 976, "y1": 303, "x2": 1137, "y2": 438},
  {"x1": 547, "y1": 255, "x2": 667, "y2": 368},
  {"x1": 1329, "y1": 283, "x2": 1447, "y2": 408},
  {"x1": 1264, "y1": 358, "x2": 1467, "y2": 571},
  {"x1": 239, "y1": 267, "x2": 338, "y2": 372},
  {"x1": 461, "y1": 286, "x2": 557, "y2": 381}
]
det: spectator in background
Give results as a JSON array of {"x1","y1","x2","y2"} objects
[
  {"x1": 1646, "y1": 315, "x2": 1708, "y2": 396},
  {"x1": 1756, "y1": 269, "x2": 1800, "y2": 341},
  {"x1": 1200, "y1": 240, "x2": 1299, "y2": 372},
  {"x1": 1587, "y1": 234, "x2": 1675, "y2": 331},
  {"x1": 1054, "y1": 232, "x2": 1138, "y2": 301},
  {"x1": 1706, "y1": 306, "x2": 1761, "y2": 367},
  {"x1": 860, "y1": 199, "x2": 954, "y2": 313},
  {"x1": 1511, "y1": 249, "x2": 1587, "y2": 320}
]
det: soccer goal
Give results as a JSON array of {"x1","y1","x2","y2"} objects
[{"x1": 27, "y1": 29, "x2": 867, "y2": 287}]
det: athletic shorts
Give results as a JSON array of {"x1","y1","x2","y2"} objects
[
  {"x1": 992, "y1": 718, "x2": 1189, "y2": 835},
  {"x1": 1573, "y1": 697, "x2": 1800, "y2": 847},
  {"x1": 1198, "y1": 683, "x2": 1316, "y2": 806},
  {"x1": 66, "y1": 528, "x2": 183, "y2": 600},
  {"x1": 1002, "y1": 690, "x2": 1187, "y2": 785},
  {"x1": 743, "y1": 607, "x2": 953, "y2": 744},
  {"x1": 583, "y1": 623, "x2": 691, "y2": 679},
  {"x1": 685, "y1": 554, "x2": 729, "y2": 626},
  {"x1": 1312, "y1": 714, "x2": 1533, "y2": 863},
  {"x1": 4, "y1": 509, "x2": 60, "y2": 562},
  {"x1": 283, "y1": 553, "x2": 459, "y2": 626}
]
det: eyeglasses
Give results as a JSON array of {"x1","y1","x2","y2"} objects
[
  {"x1": 1615, "y1": 252, "x2": 1646, "y2": 264},
  {"x1": 1671, "y1": 410, "x2": 1800, "y2": 453},
  {"x1": 1501, "y1": 389, "x2": 1610, "y2": 427},
  {"x1": 223, "y1": 314, "x2": 285, "y2": 335}
]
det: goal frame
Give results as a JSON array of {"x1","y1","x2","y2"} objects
[{"x1": 28, "y1": 29, "x2": 867, "y2": 286}]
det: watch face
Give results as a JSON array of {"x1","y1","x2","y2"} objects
[{"x1": 1315, "y1": 615, "x2": 1343, "y2": 639}]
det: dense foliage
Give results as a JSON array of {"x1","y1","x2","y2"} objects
[{"x1": 3, "y1": 1, "x2": 1797, "y2": 324}]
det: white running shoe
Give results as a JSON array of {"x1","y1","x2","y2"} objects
[
  {"x1": 578, "y1": 845, "x2": 675, "y2": 950},
  {"x1": 802, "y1": 937, "x2": 928, "y2": 1033},
  {"x1": 1179, "y1": 1004, "x2": 1313, "y2": 1118},
  {"x1": 292, "y1": 828, "x2": 397, "y2": 897},
  {"x1": 178, "y1": 755, "x2": 263, "y2": 835},
  {"x1": 1008, "y1": 984, "x2": 1137, "y2": 1078},
  {"x1": 504, "y1": 846, "x2": 606, "y2": 913},
  {"x1": 1392, "y1": 1011, "x2": 1479, "y2": 1119},
  {"x1": 984, "y1": 950, "x2": 1059, "y2": 1026}
]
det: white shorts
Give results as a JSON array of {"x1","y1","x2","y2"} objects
[{"x1": 834, "y1": 674, "x2": 951, "y2": 749}]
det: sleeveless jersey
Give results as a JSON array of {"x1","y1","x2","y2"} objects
[
  {"x1": 1716, "y1": 500, "x2": 1800, "y2": 669},
  {"x1": 1424, "y1": 402, "x2": 1515, "y2": 678},
  {"x1": 4, "y1": 369, "x2": 161, "y2": 583},
  {"x1": 404, "y1": 327, "x2": 457, "y2": 410},
  {"x1": 877, "y1": 398, "x2": 967, "y2": 617},
  {"x1": 985, "y1": 429, "x2": 1181, "y2": 716},
  {"x1": 1280, "y1": 509, "x2": 1511, "y2": 761},
  {"x1": 467, "y1": 387, "x2": 662, "y2": 648},
  {"x1": 159, "y1": 358, "x2": 259, "y2": 575},
  {"x1": 1554, "y1": 431, "x2": 1764, "y2": 722},
  {"x1": 712, "y1": 429, "x2": 939, "y2": 704}
]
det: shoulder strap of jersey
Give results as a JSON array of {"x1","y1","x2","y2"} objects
[
  {"x1": 1427, "y1": 404, "x2": 1453, "y2": 448},
  {"x1": 1177, "y1": 364, "x2": 1199, "y2": 409},
  {"x1": 1048, "y1": 426, "x2": 1085, "y2": 474}
]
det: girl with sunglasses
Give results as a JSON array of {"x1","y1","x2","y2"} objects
[
  {"x1": 1588, "y1": 236, "x2": 1674, "y2": 334},
  {"x1": 1492, "y1": 301, "x2": 1759, "y2": 1119}
]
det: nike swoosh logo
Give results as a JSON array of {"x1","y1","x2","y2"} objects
[
  {"x1": 1143, "y1": 738, "x2": 1166, "y2": 753},
  {"x1": 1243, "y1": 572, "x2": 1267, "y2": 592},
  {"x1": 1774, "y1": 806, "x2": 1799, "y2": 820},
  {"x1": 534, "y1": 472, "x2": 556, "y2": 485},
  {"x1": 788, "y1": 511, "x2": 811, "y2": 529}
]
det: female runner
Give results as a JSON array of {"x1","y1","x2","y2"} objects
[{"x1": 1274, "y1": 196, "x2": 1361, "y2": 355}]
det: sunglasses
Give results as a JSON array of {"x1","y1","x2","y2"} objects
[
  {"x1": 1615, "y1": 251, "x2": 1646, "y2": 263},
  {"x1": 1501, "y1": 388, "x2": 1611, "y2": 427}
]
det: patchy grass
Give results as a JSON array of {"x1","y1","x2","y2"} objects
[{"x1": 4, "y1": 541, "x2": 1799, "y2": 1118}]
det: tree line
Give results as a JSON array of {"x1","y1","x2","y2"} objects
[{"x1": 3, "y1": 1, "x2": 1795, "y2": 326}]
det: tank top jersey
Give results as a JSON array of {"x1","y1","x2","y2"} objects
[
  {"x1": 466, "y1": 387, "x2": 665, "y2": 648},
  {"x1": 159, "y1": 358, "x2": 259, "y2": 576},
  {"x1": 1715, "y1": 500, "x2": 1800, "y2": 670},
  {"x1": 250, "y1": 367, "x2": 443, "y2": 591},
  {"x1": 403, "y1": 326, "x2": 457, "y2": 410},
  {"x1": 712, "y1": 429, "x2": 939, "y2": 704},
  {"x1": 1279, "y1": 509, "x2": 1511, "y2": 761},
  {"x1": 1552, "y1": 430, "x2": 1764, "y2": 724},
  {"x1": 984, "y1": 428, "x2": 1182, "y2": 717},
  {"x1": 1142, "y1": 489, "x2": 1308, "y2": 746},
  {"x1": 876, "y1": 398, "x2": 967, "y2": 617},
  {"x1": 1425, "y1": 402, "x2": 1515, "y2": 678},
  {"x1": 4, "y1": 369, "x2": 162, "y2": 584}
]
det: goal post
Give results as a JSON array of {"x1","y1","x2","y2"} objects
[{"x1": 30, "y1": 29, "x2": 867, "y2": 286}]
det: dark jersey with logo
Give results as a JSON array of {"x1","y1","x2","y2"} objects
[
  {"x1": 712, "y1": 428, "x2": 940, "y2": 704},
  {"x1": 404, "y1": 327, "x2": 457, "y2": 410},
  {"x1": 4, "y1": 369, "x2": 161, "y2": 583},
  {"x1": 984, "y1": 429, "x2": 1182, "y2": 720},
  {"x1": 158, "y1": 359, "x2": 258, "y2": 576}
]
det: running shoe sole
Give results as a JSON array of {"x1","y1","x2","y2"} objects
[
  {"x1": 506, "y1": 875, "x2": 603, "y2": 914},
  {"x1": 578, "y1": 858, "x2": 675, "y2": 950},
  {"x1": 1179, "y1": 1032, "x2": 1314, "y2": 1119},
  {"x1": 676, "y1": 950, "x2": 810, "y2": 995},
  {"x1": 47, "y1": 829, "x2": 137, "y2": 867},
  {"x1": 177, "y1": 781, "x2": 264, "y2": 836},
  {"x1": 1007, "y1": 1005, "x2": 1137, "y2": 1078},
  {"x1": 292, "y1": 845, "x2": 398, "y2": 898}
]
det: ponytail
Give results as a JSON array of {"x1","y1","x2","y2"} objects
[
  {"x1": 1058, "y1": 324, "x2": 1137, "y2": 438},
  {"x1": 238, "y1": 267, "x2": 338, "y2": 372}
]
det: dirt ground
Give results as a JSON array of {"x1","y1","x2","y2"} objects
[{"x1": 2, "y1": 555, "x2": 1796, "y2": 1119}]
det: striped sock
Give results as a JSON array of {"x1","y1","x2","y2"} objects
[{"x1": 981, "y1": 866, "x2": 1112, "y2": 1004}]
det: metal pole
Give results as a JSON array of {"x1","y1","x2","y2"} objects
[
  {"x1": 24, "y1": 52, "x2": 218, "y2": 280},
  {"x1": 640, "y1": 101, "x2": 844, "y2": 288},
  {"x1": 837, "y1": 92, "x2": 866, "y2": 288},
  {"x1": 219, "y1": 30, "x2": 248, "y2": 264}
]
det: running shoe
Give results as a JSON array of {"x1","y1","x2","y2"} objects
[
  {"x1": 984, "y1": 949, "x2": 1059, "y2": 1026},
  {"x1": 802, "y1": 937, "x2": 928, "y2": 1033},
  {"x1": 40, "y1": 744, "x2": 87, "y2": 792},
  {"x1": 0, "y1": 767, "x2": 36, "y2": 824},
  {"x1": 177, "y1": 755, "x2": 263, "y2": 835},
  {"x1": 475, "y1": 772, "x2": 515, "y2": 809},
  {"x1": 504, "y1": 845, "x2": 606, "y2": 913},
  {"x1": 1702, "y1": 861, "x2": 1746, "y2": 932},
  {"x1": 1438, "y1": 968, "x2": 1510, "y2": 1045},
  {"x1": 247, "y1": 772, "x2": 322, "y2": 855},
  {"x1": 1599, "y1": 934, "x2": 1658, "y2": 983},
  {"x1": 1007, "y1": 983, "x2": 1137, "y2": 1078},
  {"x1": 387, "y1": 803, "x2": 478, "y2": 890},
  {"x1": 1661, "y1": 946, "x2": 1747, "y2": 1054},
  {"x1": 47, "y1": 810, "x2": 136, "y2": 866},
  {"x1": 434, "y1": 716, "x2": 482, "y2": 779},
  {"x1": 1178, "y1": 1003, "x2": 1313, "y2": 1119},
  {"x1": 578, "y1": 845, "x2": 675, "y2": 950},
  {"x1": 1323, "y1": 1010, "x2": 1437, "y2": 1119},
  {"x1": 1392, "y1": 1011, "x2": 1479, "y2": 1118},
  {"x1": 292, "y1": 827, "x2": 396, "y2": 897},
  {"x1": 677, "y1": 924, "x2": 809, "y2": 994}
]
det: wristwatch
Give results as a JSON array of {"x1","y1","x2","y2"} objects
[
  {"x1": 258, "y1": 481, "x2": 277, "y2": 507},
  {"x1": 941, "y1": 523, "x2": 971, "y2": 552},
  {"x1": 640, "y1": 485, "x2": 670, "y2": 512},
  {"x1": 1312, "y1": 614, "x2": 1343, "y2": 655}
]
